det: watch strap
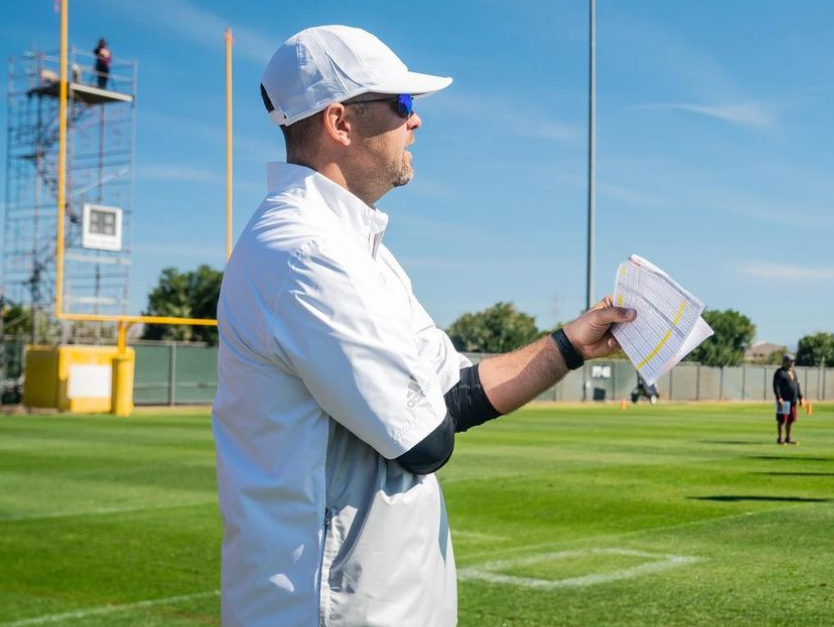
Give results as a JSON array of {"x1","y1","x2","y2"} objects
[{"x1": 551, "y1": 328, "x2": 584, "y2": 370}]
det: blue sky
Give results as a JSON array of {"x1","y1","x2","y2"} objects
[{"x1": 2, "y1": 0, "x2": 833, "y2": 347}]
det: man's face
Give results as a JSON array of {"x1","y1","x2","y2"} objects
[{"x1": 349, "y1": 95, "x2": 422, "y2": 195}]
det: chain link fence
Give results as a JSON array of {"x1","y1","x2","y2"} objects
[{"x1": 132, "y1": 342, "x2": 217, "y2": 405}]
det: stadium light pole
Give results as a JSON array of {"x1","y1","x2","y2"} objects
[
  {"x1": 225, "y1": 28, "x2": 234, "y2": 261},
  {"x1": 586, "y1": 0, "x2": 596, "y2": 313},
  {"x1": 583, "y1": 0, "x2": 596, "y2": 401}
]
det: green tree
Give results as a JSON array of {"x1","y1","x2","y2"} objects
[
  {"x1": 447, "y1": 302, "x2": 541, "y2": 353},
  {"x1": 141, "y1": 265, "x2": 222, "y2": 345},
  {"x1": 0, "y1": 298, "x2": 33, "y2": 336},
  {"x1": 685, "y1": 309, "x2": 755, "y2": 367},
  {"x1": 795, "y1": 332, "x2": 834, "y2": 367}
]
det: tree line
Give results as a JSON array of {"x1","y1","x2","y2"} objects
[
  {"x1": 447, "y1": 301, "x2": 833, "y2": 368},
  {"x1": 3, "y1": 265, "x2": 833, "y2": 368}
]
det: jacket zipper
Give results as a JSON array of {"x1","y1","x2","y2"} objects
[{"x1": 319, "y1": 507, "x2": 332, "y2": 626}]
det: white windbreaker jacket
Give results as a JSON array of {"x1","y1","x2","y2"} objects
[{"x1": 212, "y1": 162, "x2": 468, "y2": 626}]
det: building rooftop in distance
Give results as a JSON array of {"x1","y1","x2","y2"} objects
[{"x1": 744, "y1": 341, "x2": 786, "y2": 362}]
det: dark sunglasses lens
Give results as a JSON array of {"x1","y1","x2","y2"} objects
[{"x1": 396, "y1": 94, "x2": 413, "y2": 119}]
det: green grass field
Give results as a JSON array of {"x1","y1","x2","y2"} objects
[{"x1": 1, "y1": 403, "x2": 832, "y2": 626}]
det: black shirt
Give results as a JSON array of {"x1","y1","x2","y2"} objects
[{"x1": 773, "y1": 366, "x2": 802, "y2": 403}]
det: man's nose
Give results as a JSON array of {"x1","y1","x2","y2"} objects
[{"x1": 407, "y1": 111, "x2": 422, "y2": 130}]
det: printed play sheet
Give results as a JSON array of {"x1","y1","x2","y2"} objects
[{"x1": 611, "y1": 255, "x2": 714, "y2": 385}]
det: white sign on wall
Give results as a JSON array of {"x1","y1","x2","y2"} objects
[
  {"x1": 67, "y1": 364, "x2": 112, "y2": 399},
  {"x1": 82, "y1": 203, "x2": 123, "y2": 251},
  {"x1": 591, "y1": 365, "x2": 612, "y2": 379}
]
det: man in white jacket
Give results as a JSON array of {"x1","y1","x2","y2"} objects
[{"x1": 212, "y1": 24, "x2": 636, "y2": 627}]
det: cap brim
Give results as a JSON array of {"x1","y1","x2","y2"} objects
[{"x1": 373, "y1": 71, "x2": 453, "y2": 98}]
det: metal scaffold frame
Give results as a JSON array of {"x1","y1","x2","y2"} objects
[
  {"x1": 1, "y1": 0, "x2": 230, "y2": 413},
  {"x1": 1, "y1": 47, "x2": 137, "y2": 390}
]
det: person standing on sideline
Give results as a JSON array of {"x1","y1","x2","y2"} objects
[
  {"x1": 211, "y1": 25, "x2": 637, "y2": 627},
  {"x1": 773, "y1": 353, "x2": 803, "y2": 444},
  {"x1": 93, "y1": 38, "x2": 111, "y2": 89}
]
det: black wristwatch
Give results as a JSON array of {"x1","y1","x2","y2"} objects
[{"x1": 551, "y1": 328, "x2": 584, "y2": 370}]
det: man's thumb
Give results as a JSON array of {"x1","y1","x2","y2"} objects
[{"x1": 596, "y1": 307, "x2": 636, "y2": 324}]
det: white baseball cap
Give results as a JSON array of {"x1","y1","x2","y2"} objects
[{"x1": 260, "y1": 25, "x2": 453, "y2": 127}]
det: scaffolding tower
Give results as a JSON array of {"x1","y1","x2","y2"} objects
[{"x1": 2, "y1": 47, "x2": 137, "y2": 347}]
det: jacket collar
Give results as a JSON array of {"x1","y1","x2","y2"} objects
[{"x1": 267, "y1": 162, "x2": 388, "y2": 257}]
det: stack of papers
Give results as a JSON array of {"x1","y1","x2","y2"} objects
[{"x1": 611, "y1": 255, "x2": 714, "y2": 385}]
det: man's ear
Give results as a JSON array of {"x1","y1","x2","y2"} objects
[{"x1": 322, "y1": 103, "x2": 352, "y2": 146}]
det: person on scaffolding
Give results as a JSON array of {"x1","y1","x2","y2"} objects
[{"x1": 93, "y1": 38, "x2": 111, "y2": 89}]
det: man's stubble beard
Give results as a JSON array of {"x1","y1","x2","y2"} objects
[
  {"x1": 357, "y1": 135, "x2": 413, "y2": 201},
  {"x1": 392, "y1": 152, "x2": 413, "y2": 188}
]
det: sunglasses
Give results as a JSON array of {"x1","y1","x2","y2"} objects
[{"x1": 346, "y1": 94, "x2": 414, "y2": 119}]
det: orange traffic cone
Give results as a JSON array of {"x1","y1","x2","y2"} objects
[{"x1": 620, "y1": 398, "x2": 627, "y2": 410}]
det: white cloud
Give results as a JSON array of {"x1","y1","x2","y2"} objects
[
  {"x1": 702, "y1": 197, "x2": 834, "y2": 229},
  {"x1": 392, "y1": 213, "x2": 489, "y2": 244},
  {"x1": 637, "y1": 102, "x2": 777, "y2": 128},
  {"x1": 432, "y1": 91, "x2": 581, "y2": 144},
  {"x1": 136, "y1": 165, "x2": 268, "y2": 202},
  {"x1": 136, "y1": 165, "x2": 220, "y2": 183},
  {"x1": 612, "y1": 14, "x2": 782, "y2": 129},
  {"x1": 611, "y1": 12, "x2": 749, "y2": 102},
  {"x1": 139, "y1": 110, "x2": 219, "y2": 138},
  {"x1": 737, "y1": 262, "x2": 834, "y2": 281},
  {"x1": 596, "y1": 155, "x2": 834, "y2": 229},
  {"x1": 139, "y1": 110, "x2": 280, "y2": 163},
  {"x1": 513, "y1": 120, "x2": 578, "y2": 143},
  {"x1": 133, "y1": 243, "x2": 226, "y2": 260},
  {"x1": 93, "y1": 0, "x2": 276, "y2": 64},
  {"x1": 405, "y1": 178, "x2": 455, "y2": 201},
  {"x1": 599, "y1": 183, "x2": 669, "y2": 209}
]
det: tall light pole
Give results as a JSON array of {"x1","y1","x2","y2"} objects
[
  {"x1": 583, "y1": 0, "x2": 596, "y2": 402},
  {"x1": 586, "y1": 0, "x2": 596, "y2": 313},
  {"x1": 225, "y1": 28, "x2": 234, "y2": 261}
]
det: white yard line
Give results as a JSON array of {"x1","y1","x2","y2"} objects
[
  {"x1": 0, "y1": 500, "x2": 216, "y2": 523},
  {"x1": 461, "y1": 505, "x2": 803, "y2": 563},
  {"x1": 0, "y1": 590, "x2": 219, "y2": 626},
  {"x1": 452, "y1": 530, "x2": 509, "y2": 542},
  {"x1": 459, "y1": 547, "x2": 700, "y2": 590}
]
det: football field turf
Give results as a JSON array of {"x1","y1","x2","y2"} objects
[{"x1": 1, "y1": 403, "x2": 832, "y2": 626}]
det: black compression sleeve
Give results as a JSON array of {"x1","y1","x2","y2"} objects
[
  {"x1": 396, "y1": 363, "x2": 502, "y2": 474},
  {"x1": 445, "y1": 363, "x2": 502, "y2": 432},
  {"x1": 396, "y1": 412, "x2": 455, "y2": 474}
]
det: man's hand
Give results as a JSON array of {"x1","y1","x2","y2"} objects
[
  {"x1": 480, "y1": 296, "x2": 636, "y2": 414},
  {"x1": 562, "y1": 296, "x2": 636, "y2": 360}
]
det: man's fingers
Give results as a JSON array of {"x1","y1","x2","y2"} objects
[
  {"x1": 583, "y1": 332, "x2": 620, "y2": 359},
  {"x1": 591, "y1": 296, "x2": 613, "y2": 311},
  {"x1": 593, "y1": 306, "x2": 636, "y2": 324}
]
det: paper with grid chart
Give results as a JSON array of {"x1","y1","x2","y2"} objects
[{"x1": 611, "y1": 255, "x2": 714, "y2": 386}]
